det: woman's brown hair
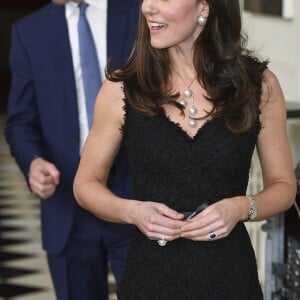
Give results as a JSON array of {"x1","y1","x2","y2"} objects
[{"x1": 107, "y1": 0, "x2": 268, "y2": 132}]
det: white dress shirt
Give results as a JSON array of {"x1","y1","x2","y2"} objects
[{"x1": 65, "y1": 0, "x2": 107, "y2": 152}]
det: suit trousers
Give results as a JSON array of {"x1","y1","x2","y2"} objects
[{"x1": 47, "y1": 205, "x2": 135, "y2": 300}]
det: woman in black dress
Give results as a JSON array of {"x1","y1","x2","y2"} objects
[{"x1": 74, "y1": 0, "x2": 297, "y2": 299}]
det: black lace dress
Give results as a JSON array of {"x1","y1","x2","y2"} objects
[{"x1": 117, "y1": 99, "x2": 263, "y2": 300}]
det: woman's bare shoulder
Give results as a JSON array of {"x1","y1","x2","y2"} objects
[
  {"x1": 260, "y1": 69, "x2": 286, "y2": 128},
  {"x1": 100, "y1": 79, "x2": 124, "y2": 100},
  {"x1": 261, "y1": 69, "x2": 283, "y2": 104},
  {"x1": 92, "y1": 79, "x2": 126, "y2": 128}
]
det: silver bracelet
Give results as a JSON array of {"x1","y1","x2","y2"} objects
[{"x1": 247, "y1": 196, "x2": 258, "y2": 221}]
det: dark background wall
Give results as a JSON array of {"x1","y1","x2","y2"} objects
[{"x1": 0, "y1": 0, "x2": 49, "y2": 113}]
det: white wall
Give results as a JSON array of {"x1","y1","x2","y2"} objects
[
  {"x1": 241, "y1": 1, "x2": 300, "y2": 165},
  {"x1": 242, "y1": 0, "x2": 300, "y2": 102}
]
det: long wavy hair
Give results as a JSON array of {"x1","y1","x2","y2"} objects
[{"x1": 107, "y1": 0, "x2": 268, "y2": 133}]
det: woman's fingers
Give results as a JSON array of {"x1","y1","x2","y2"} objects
[
  {"x1": 180, "y1": 199, "x2": 240, "y2": 241},
  {"x1": 137, "y1": 202, "x2": 185, "y2": 241}
]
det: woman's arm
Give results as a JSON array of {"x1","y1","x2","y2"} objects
[
  {"x1": 74, "y1": 80, "x2": 132, "y2": 223},
  {"x1": 73, "y1": 80, "x2": 184, "y2": 241},
  {"x1": 253, "y1": 69, "x2": 297, "y2": 220}
]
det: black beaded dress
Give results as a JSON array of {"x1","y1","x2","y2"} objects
[{"x1": 118, "y1": 97, "x2": 263, "y2": 300}]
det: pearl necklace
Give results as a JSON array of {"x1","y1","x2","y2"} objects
[{"x1": 173, "y1": 69, "x2": 199, "y2": 128}]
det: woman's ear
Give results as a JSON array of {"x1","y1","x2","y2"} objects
[
  {"x1": 197, "y1": 0, "x2": 209, "y2": 26},
  {"x1": 198, "y1": 0, "x2": 209, "y2": 17}
]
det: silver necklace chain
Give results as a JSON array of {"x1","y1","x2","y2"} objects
[{"x1": 173, "y1": 69, "x2": 199, "y2": 128}]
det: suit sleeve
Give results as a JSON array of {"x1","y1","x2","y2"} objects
[{"x1": 5, "y1": 23, "x2": 44, "y2": 181}]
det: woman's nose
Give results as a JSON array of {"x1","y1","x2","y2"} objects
[{"x1": 141, "y1": 0, "x2": 157, "y2": 15}]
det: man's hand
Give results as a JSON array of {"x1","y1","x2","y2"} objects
[{"x1": 29, "y1": 157, "x2": 60, "y2": 199}]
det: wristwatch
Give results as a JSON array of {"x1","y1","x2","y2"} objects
[{"x1": 247, "y1": 196, "x2": 258, "y2": 221}]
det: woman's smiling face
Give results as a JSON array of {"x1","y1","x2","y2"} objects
[{"x1": 141, "y1": 0, "x2": 208, "y2": 50}]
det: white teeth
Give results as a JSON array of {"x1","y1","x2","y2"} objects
[{"x1": 149, "y1": 22, "x2": 167, "y2": 28}]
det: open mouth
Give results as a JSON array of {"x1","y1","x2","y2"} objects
[{"x1": 149, "y1": 22, "x2": 168, "y2": 30}]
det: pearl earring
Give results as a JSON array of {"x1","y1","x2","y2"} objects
[{"x1": 197, "y1": 15, "x2": 207, "y2": 26}]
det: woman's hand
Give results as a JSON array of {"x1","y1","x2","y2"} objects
[
  {"x1": 129, "y1": 201, "x2": 185, "y2": 242},
  {"x1": 180, "y1": 197, "x2": 248, "y2": 241}
]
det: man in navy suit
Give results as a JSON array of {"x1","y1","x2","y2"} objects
[{"x1": 5, "y1": 0, "x2": 139, "y2": 299}]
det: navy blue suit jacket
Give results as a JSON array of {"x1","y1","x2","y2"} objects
[{"x1": 5, "y1": 1, "x2": 138, "y2": 255}]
